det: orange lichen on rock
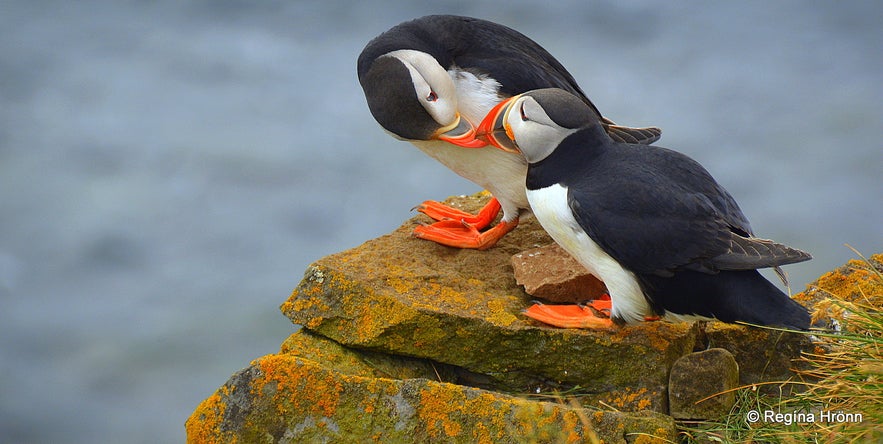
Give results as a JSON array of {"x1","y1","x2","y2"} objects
[
  {"x1": 484, "y1": 299, "x2": 518, "y2": 327},
  {"x1": 634, "y1": 431, "x2": 674, "y2": 444},
  {"x1": 185, "y1": 385, "x2": 235, "y2": 444},
  {"x1": 252, "y1": 354, "x2": 343, "y2": 418},
  {"x1": 604, "y1": 387, "x2": 653, "y2": 411},
  {"x1": 612, "y1": 322, "x2": 673, "y2": 352},
  {"x1": 414, "y1": 382, "x2": 619, "y2": 443},
  {"x1": 792, "y1": 253, "x2": 882, "y2": 328},
  {"x1": 794, "y1": 254, "x2": 882, "y2": 306},
  {"x1": 416, "y1": 383, "x2": 469, "y2": 438}
]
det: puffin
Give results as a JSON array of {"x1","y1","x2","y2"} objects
[
  {"x1": 358, "y1": 15, "x2": 661, "y2": 250},
  {"x1": 483, "y1": 88, "x2": 812, "y2": 329}
]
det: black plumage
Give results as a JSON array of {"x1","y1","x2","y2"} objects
[
  {"x1": 358, "y1": 15, "x2": 661, "y2": 144},
  {"x1": 520, "y1": 89, "x2": 811, "y2": 328}
]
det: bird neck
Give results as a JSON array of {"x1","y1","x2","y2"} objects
[{"x1": 526, "y1": 125, "x2": 610, "y2": 190}]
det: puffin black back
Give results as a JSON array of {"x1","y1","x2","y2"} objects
[
  {"x1": 358, "y1": 15, "x2": 593, "y2": 109},
  {"x1": 500, "y1": 89, "x2": 811, "y2": 329}
]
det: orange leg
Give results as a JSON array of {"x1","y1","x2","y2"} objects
[
  {"x1": 413, "y1": 218, "x2": 517, "y2": 250},
  {"x1": 524, "y1": 295, "x2": 615, "y2": 330},
  {"x1": 416, "y1": 197, "x2": 502, "y2": 229}
]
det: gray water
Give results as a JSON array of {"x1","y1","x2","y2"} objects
[{"x1": 1, "y1": 1, "x2": 880, "y2": 442}]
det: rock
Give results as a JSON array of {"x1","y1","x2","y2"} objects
[
  {"x1": 186, "y1": 329, "x2": 678, "y2": 443},
  {"x1": 792, "y1": 253, "x2": 883, "y2": 329},
  {"x1": 282, "y1": 193, "x2": 698, "y2": 409},
  {"x1": 668, "y1": 348, "x2": 739, "y2": 420},
  {"x1": 278, "y1": 329, "x2": 458, "y2": 382},
  {"x1": 703, "y1": 323, "x2": 812, "y2": 393},
  {"x1": 511, "y1": 243, "x2": 608, "y2": 303},
  {"x1": 188, "y1": 193, "x2": 861, "y2": 443}
]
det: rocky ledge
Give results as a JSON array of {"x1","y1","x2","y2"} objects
[{"x1": 187, "y1": 193, "x2": 879, "y2": 443}]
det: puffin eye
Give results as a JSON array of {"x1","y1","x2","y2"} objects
[
  {"x1": 426, "y1": 91, "x2": 438, "y2": 102},
  {"x1": 519, "y1": 103, "x2": 529, "y2": 121}
]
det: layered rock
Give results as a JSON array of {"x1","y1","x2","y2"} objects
[
  {"x1": 186, "y1": 193, "x2": 869, "y2": 443},
  {"x1": 187, "y1": 329, "x2": 677, "y2": 443},
  {"x1": 281, "y1": 194, "x2": 698, "y2": 411}
]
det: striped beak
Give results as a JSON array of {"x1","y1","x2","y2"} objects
[
  {"x1": 436, "y1": 113, "x2": 487, "y2": 148},
  {"x1": 476, "y1": 95, "x2": 520, "y2": 153}
]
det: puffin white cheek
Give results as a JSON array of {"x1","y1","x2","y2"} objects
[
  {"x1": 434, "y1": 100, "x2": 458, "y2": 126},
  {"x1": 418, "y1": 90, "x2": 457, "y2": 127},
  {"x1": 510, "y1": 122, "x2": 564, "y2": 163},
  {"x1": 507, "y1": 116, "x2": 531, "y2": 141}
]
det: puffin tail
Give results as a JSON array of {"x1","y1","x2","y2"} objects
[{"x1": 646, "y1": 270, "x2": 811, "y2": 330}]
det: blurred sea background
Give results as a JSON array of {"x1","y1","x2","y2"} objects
[{"x1": 1, "y1": 1, "x2": 880, "y2": 442}]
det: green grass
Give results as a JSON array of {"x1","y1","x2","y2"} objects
[{"x1": 680, "y1": 250, "x2": 883, "y2": 443}]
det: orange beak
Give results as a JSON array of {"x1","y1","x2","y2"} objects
[
  {"x1": 476, "y1": 95, "x2": 520, "y2": 153},
  {"x1": 436, "y1": 114, "x2": 487, "y2": 148}
]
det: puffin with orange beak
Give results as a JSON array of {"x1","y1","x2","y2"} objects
[
  {"x1": 484, "y1": 88, "x2": 811, "y2": 329},
  {"x1": 358, "y1": 15, "x2": 660, "y2": 249}
]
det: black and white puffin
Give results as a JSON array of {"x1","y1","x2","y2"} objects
[
  {"x1": 484, "y1": 88, "x2": 811, "y2": 329},
  {"x1": 358, "y1": 15, "x2": 661, "y2": 249}
]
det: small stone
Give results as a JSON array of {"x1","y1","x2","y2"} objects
[
  {"x1": 668, "y1": 348, "x2": 739, "y2": 420},
  {"x1": 512, "y1": 243, "x2": 608, "y2": 302},
  {"x1": 704, "y1": 323, "x2": 813, "y2": 395}
]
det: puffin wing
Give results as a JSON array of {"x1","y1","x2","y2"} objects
[
  {"x1": 567, "y1": 146, "x2": 809, "y2": 276},
  {"x1": 359, "y1": 15, "x2": 662, "y2": 145},
  {"x1": 442, "y1": 16, "x2": 663, "y2": 145},
  {"x1": 568, "y1": 183, "x2": 729, "y2": 277}
]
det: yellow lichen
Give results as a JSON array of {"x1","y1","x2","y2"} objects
[
  {"x1": 251, "y1": 354, "x2": 343, "y2": 418},
  {"x1": 416, "y1": 384, "x2": 525, "y2": 439},
  {"x1": 634, "y1": 431, "x2": 671, "y2": 444},
  {"x1": 604, "y1": 387, "x2": 653, "y2": 411},
  {"x1": 559, "y1": 410, "x2": 582, "y2": 443},
  {"x1": 793, "y1": 253, "x2": 883, "y2": 327},
  {"x1": 485, "y1": 299, "x2": 518, "y2": 326},
  {"x1": 186, "y1": 385, "x2": 235, "y2": 444},
  {"x1": 417, "y1": 384, "x2": 465, "y2": 438},
  {"x1": 795, "y1": 254, "x2": 882, "y2": 306}
]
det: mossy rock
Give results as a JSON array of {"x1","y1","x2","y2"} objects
[
  {"x1": 668, "y1": 348, "x2": 739, "y2": 420},
  {"x1": 703, "y1": 322, "x2": 812, "y2": 391},
  {"x1": 793, "y1": 252, "x2": 883, "y2": 328},
  {"x1": 186, "y1": 331, "x2": 678, "y2": 443},
  {"x1": 282, "y1": 194, "x2": 697, "y2": 405}
]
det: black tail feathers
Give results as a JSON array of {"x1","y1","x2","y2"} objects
[{"x1": 642, "y1": 269, "x2": 811, "y2": 330}]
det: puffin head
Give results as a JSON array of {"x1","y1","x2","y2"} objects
[
  {"x1": 480, "y1": 88, "x2": 598, "y2": 163},
  {"x1": 359, "y1": 49, "x2": 484, "y2": 147}
]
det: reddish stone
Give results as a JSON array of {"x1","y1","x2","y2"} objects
[{"x1": 511, "y1": 243, "x2": 608, "y2": 303}]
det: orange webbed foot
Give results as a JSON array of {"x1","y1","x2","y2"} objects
[
  {"x1": 416, "y1": 197, "x2": 502, "y2": 229},
  {"x1": 413, "y1": 218, "x2": 517, "y2": 250},
  {"x1": 585, "y1": 294, "x2": 611, "y2": 315},
  {"x1": 524, "y1": 297, "x2": 615, "y2": 330}
]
